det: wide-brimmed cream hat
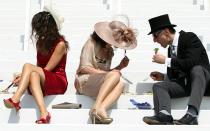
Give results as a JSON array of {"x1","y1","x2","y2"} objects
[
  {"x1": 43, "y1": 5, "x2": 64, "y2": 30},
  {"x1": 94, "y1": 21, "x2": 137, "y2": 50}
]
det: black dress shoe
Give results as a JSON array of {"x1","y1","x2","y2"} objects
[
  {"x1": 174, "y1": 114, "x2": 198, "y2": 125},
  {"x1": 143, "y1": 112, "x2": 173, "y2": 125}
]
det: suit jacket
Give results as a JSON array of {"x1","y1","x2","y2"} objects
[{"x1": 167, "y1": 30, "x2": 210, "y2": 92}]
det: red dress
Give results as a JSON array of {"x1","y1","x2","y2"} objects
[{"x1": 36, "y1": 39, "x2": 68, "y2": 96}]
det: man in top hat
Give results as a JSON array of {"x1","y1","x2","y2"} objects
[{"x1": 143, "y1": 14, "x2": 210, "y2": 125}]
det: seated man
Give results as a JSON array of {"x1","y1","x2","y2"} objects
[{"x1": 143, "y1": 14, "x2": 210, "y2": 125}]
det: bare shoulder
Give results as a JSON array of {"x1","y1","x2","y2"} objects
[
  {"x1": 54, "y1": 41, "x2": 67, "y2": 54},
  {"x1": 55, "y1": 41, "x2": 67, "y2": 53}
]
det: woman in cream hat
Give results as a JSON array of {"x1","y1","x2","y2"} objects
[
  {"x1": 3, "y1": 9, "x2": 69, "y2": 124},
  {"x1": 75, "y1": 21, "x2": 137, "y2": 124}
]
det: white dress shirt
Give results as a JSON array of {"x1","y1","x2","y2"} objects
[{"x1": 165, "y1": 31, "x2": 179, "y2": 67}]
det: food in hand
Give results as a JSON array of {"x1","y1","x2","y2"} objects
[{"x1": 154, "y1": 48, "x2": 159, "y2": 54}]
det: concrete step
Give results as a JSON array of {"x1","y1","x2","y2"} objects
[
  {"x1": 121, "y1": 9, "x2": 209, "y2": 17},
  {"x1": 122, "y1": 3, "x2": 198, "y2": 7},
  {"x1": 130, "y1": 16, "x2": 210, "y2": 24},
  {"x1": 54, "y1": 16, "x2": 210, "y2": 29},
  {"x1": 0, "y1": 91, "x2": 210, "y2": 110},
  {"x1": 0, "y1": 93, "x2": 154, "y2": 110},
  {"x1": 130, "y1": 21, "x2": 210, "y2": 32},
  {"x1": 0, "y1": 124, "x2": 210, "y2": 131},
  {"x1": 54, "y1": 3, "x2": 111, "y2": 17},
  {"x1": 53, "y1": 0, "x2": 103, "y2": 5},
  {"x1": 0, "y1": 22, "x2": 25, "y2": 29},
  {"x1": 0, "y1": 6, "x2": 26, "y2": 12},
  {"x1": 121, "y1": 0, "x2": 196, "y2": 5},
  {"x1": 0, "y1": 109, "x2": 210, "y2": 125},
  {"x1": 121, "y1": 4, "x2": 200, "y2": 12}
]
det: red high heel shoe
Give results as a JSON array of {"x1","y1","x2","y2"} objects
[
  {"x1": 35, "y1": 112, "x2": 51, "y2": 124},
  {"x1": 3, "y1": 98, "x2": 21, "y2": 112}
]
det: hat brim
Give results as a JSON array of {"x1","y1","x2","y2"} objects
[
  {"x1": 94, "y1": 22, "x2": 137, "y2": 50},
  {"x1": 148, "y1": 24, "x2": 177, "y2": 35}
]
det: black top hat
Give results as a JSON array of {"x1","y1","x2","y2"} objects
[{"x1": 148, "y1": 14, "x2": 176, "y2": 35}]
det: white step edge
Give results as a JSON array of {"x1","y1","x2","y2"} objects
[
  {"x1": 0, "y1": 124, "x2": 209, "y2": 131},
  {"x1": 0, "y1": 109, "x2": 210, "y2": 125}
]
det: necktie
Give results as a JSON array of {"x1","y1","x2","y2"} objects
[{"x1": 170, "y1": 45, "x2": 176, "y2": 58}]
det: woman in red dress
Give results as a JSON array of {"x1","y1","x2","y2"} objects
[{"x1": 3, "y1": 10, "x2": 69, "y2": 124}]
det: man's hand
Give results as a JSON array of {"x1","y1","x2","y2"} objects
[
  {"x1": 152, "y1": 53, "x2": 166, "y2": 64},
  {"x1": 150, "y1": 71, "x2": 164, "y2": 81}
]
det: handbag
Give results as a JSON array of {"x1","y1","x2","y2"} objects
[{"x1": 52, "y1": 102, "x2": 82, "y2": 109}]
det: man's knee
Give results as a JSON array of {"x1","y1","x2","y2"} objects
[
  {"x1": 190, "y1": 65, "x2": 203, "y2": 77},
  {"x1": 153, "y1": 82, "x2": 165, "y2": 92}
]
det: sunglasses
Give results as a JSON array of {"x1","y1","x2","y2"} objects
[{"x1": 153, "y1": 30, "x2": 164, "y2": 38}]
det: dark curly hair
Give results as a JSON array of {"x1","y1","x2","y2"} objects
[
  {"x1": 31, "y1": 11, "x2": 69, "y2": 53},
  {"x1": 91, "y1": 31, "x2": 107, "y2": 48}
]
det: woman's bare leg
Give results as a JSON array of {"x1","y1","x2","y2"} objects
[
  {"x1": 11, "y1": 63, "x2": 45, "y2": 103},
  {"x1": 29, "y1": 71, "x2": 48, "y2": 119},
  {"x1": 92, "y1": 71, "x2": 121, "y2": 112},
  {"x1": 97, "y1": 81, "x2": 124, "y2": 117}
]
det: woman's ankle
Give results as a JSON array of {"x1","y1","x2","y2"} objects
[
  {"x1": 40, "y1": 110, "x2": 49, "y2": 118},
  {"x1": 97, "y1": 109, "x2": 108, "y2": 118},
  {"x1": 11, "y1": 97, "x2": 19, "y2": 103}
]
